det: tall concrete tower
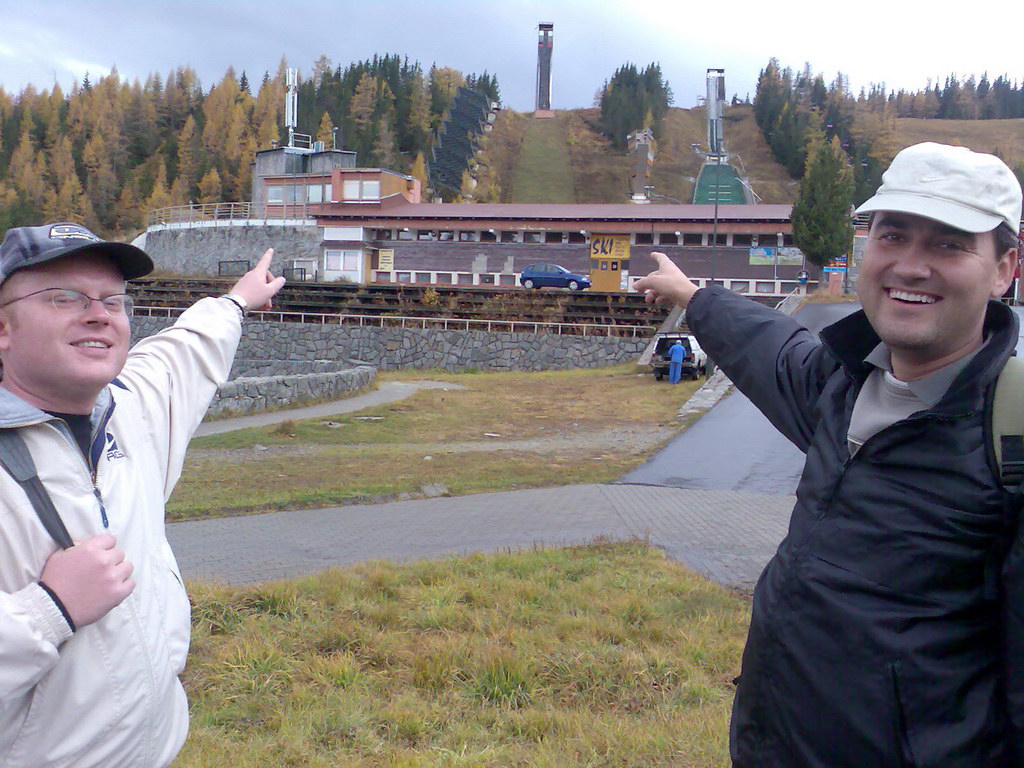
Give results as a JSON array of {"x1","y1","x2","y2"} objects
[
  {"x1": 535, "y1": 22, "x2": 554, "y2": 116},
  {"x1": 706, "y1": 68, "x2": 726, "y2": 157}
]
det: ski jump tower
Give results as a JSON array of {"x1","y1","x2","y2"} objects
[
  {"x1": 535, "y1": 22, "x2": 554, "y2": 118},
  {"x1": 706, "y1": 68, "x2": 725, "y2": 158},
  {"x1": 692, "y1": 68, "x2": 758, "y2": 205}
]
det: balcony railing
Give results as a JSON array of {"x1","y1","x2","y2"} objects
[{"x1": 146, "y1": 202, "x2": 323, "y2": 228}]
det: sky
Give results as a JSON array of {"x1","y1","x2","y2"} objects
[{"x1": 0, "y1": 0, "x2": 1019, "y2": 114}]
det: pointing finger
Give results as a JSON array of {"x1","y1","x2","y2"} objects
[{"x1": 255, "y1": 248, "x2": 274, "y2": 270}]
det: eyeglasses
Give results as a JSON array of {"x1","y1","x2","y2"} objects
[{"x1": 0, "y1": 288, "x2": 133, "y2": 316}]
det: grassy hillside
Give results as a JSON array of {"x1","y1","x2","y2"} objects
[
  {"x1": 467, "y1": 104, "x2": 1023, "y2": 206},
  {"x1": 895, "y1": 117, "x2": 1024, "y2": 165},
  {"x1": 508, "y1": 117, "x2": 577, "y2": 203}
]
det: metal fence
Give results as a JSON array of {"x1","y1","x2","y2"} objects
[
  {"x1": 146, "y1": 202, "x2": 319, "y2": 228},
  {"x1": 132, "y1": 306, "x2": 650, "y2": 337}
]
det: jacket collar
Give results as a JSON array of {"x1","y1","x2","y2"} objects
[
  {"x1": 820, "y1": 299, "x2": 1019, "y2": 407},
  {"x1": 0, "y1": 385, "x2": 114, "y2": 429}
]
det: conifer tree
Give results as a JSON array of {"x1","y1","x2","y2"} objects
[
  {"x1": 197, "y1": 167, "x2": 222, "y2": 203},
  {"x1": 316, "y1": 112, "x2": 335, "y2": 147},
  {"x1": 410, "y1": 152, "x2": 428, "y2": 188},
  {"x1": 371, "y1": 116, "x2": 398, "y2": 168},
  {"x1": 791, "y1": 132, "x2": 854, "y2": 268}
]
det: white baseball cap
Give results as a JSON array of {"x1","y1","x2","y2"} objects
[{"x1": 856, "y1": 142, "x2": 1022, "y2": 233}]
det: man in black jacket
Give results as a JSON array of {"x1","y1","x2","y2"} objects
[{"x1": 635, "y1": 142, "x2": 1022, "y2": 766}]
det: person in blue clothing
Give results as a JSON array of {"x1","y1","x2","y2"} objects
[{"x1": 668, "y1": 339, "x2": 686, "y2": 384}]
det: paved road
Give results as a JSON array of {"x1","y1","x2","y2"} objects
[
  {"x1": 169, "y1": 484, "x2": 792, "y2": 589},
  {"x1": 620, "y1": 302, "x2": 860, "y2": 493}
]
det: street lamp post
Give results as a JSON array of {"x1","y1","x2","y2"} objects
[{"x1": 710, "y1": 152, "x2": 721, "y2": 285}]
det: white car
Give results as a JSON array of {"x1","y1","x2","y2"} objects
[{"x1": 689, "y1": 336, "x2": 708, "y2": 374}]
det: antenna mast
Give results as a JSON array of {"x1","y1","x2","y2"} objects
[{"x1": 285, "y1": 68, "x2": 298, "y2": 148}]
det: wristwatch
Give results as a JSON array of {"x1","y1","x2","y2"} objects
[{"x1": 221, "y1": 293, "x2": 249, "y2": 317}]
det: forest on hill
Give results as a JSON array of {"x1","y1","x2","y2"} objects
[
  {"x1": 0, "y1": 55, "x2": 498, "y2": 237},
  {"x1": 752, "y1": 58, "x2": 1024, "y2": 204}
]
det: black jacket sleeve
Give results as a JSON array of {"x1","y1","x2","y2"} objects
[
  {"x1": 1002, "y1": 502, "x2": 1024, "y2": 759},
  {"x1": 686, "y1": 286, "x2": 841, "y2": 453}
]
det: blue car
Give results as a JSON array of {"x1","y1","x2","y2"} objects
[{"x1": 519, "y1": 263, "x2": 591, "y2": 291}]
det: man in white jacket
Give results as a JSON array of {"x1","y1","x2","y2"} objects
[{"x1": 0, "y1": 222, "x2": 284, "y2": 767}]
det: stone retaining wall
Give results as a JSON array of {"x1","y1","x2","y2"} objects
[
  {"x1": 207, "y1": 365, "x2": 376, "y2": 418},
  {"x1": 143, "y1": 224, "x2": 321, "y2": 276},
  {"x1": 132, "y1": 317, "x2": 646, "y2": 373}
]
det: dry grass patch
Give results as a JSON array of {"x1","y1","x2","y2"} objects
[
  {"x1": 177, "y1": 540, "x2": 748, "y2": 767},
  {"x1": 895, "y1": 117, "x2": 1024, "y2": 166},
  {"x1": 509, "y1": 115, "x2": 576, "y2": 203},
  {"x1": 172, "y1": 364, "x2": 700, "y2": 520},
  {"x1": 800, "y1": 289, "x2": 859, "y2": 305}
]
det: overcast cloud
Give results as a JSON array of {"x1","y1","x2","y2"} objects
[{"x1": 0, "y1": 0, "x2": 1019, "y2": 113}]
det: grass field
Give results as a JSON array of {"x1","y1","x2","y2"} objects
[
  {"x1": 171, "y1": 365, "x2": 701, "y2": 521},
  {"x1": 177, "y1": 540, "x2": 748, "y2": 767},
  {"x1": 509, "y1": 116, "x2": 577, "y2": 203}
]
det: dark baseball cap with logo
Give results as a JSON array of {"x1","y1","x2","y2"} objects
[{"x1": 0, "y1": 222, "x2": 154, "y2": 284}]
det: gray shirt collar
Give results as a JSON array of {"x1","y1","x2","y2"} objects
[{"x1": 863, "y1": 341, "x2": 985, "y2": 407}]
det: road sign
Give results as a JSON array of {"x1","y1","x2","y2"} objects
[{"x1": 822, "y1": 266, "x2": 847, "y2": 273}]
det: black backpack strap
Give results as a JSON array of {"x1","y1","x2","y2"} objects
[
  {"x1": 0, "y1": 429, "x2": 73, "y2": 549},
  {"x1": 993, "y1": 357, "x2": 1024, "y2": 490}
]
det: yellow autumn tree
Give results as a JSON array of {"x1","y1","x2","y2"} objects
[
  {"x1": 197, "y1": 167, "x2": 222, "y2": 204},
  {"x1": 316, "y1": 112, "x2": 335, "y2": 147}
]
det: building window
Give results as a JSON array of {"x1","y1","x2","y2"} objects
[
  {"x1": 439, "y1": 230, "x2": 455, "y2": 241},
  {"x1": 544, "y1": 231, "x2": 563, "y2": 244},
  {"x1": 782, "y1": 234, "x2": 795, "y2": 247},
  {"x1": 266, "y1": 185, "x2": 309, "y2": 204},
  {"x1": 635, "y1": 233, "x2": 654, "y2": 245},
  {"x1": 731, "y1": 281, "x2": 750, "y2": 293},
  {"x1": 683, "y1": 233, "x2": 703, "y2": 246},
  {"x1": 325, "y1": 249, "x2": 360, "y2": 271},
  {"x1": 373, "y1": 229, "x2": 393, "y2": 240},
  {"x1": 307, "y1": 184, "x2": 323, "y2": 203},
  {"x1": 500, "y1": 231, "x2": 518, "y2": 243},
  {"x1": 481, "y1": 230, "x2": 497, "y2": 242},
  {"x1": 342, "y1": 180, "x2": 361, "y2": 200},
  {"x1": 733, "y1": 234, "x2": 753, "y2": 246},
  {"x1": 459, "y1": 231, "x2": 479, "y2": 242},
  {"x1": 458, "y1": 273, "x2": 473, "y2": 284},
  {"x1": 396, "y1": 272, "x2": 412, "y2": 283},
  {"x1": 478, "y1": 274, "x2": 495, "y2": 284},
  {"x1": 363, "y1": 180, "x2": 380, "y2": 199},
  {"x1": 397, "y1": 229, "x2": 413, "y2": 240},
  {"x1": 415, "y1": 272, "x2": 432, "y2": 283},
  {"x1": 436, "y1": 273, "x2": 453, "y2": 284},
  {"x1": 567, "y1": 232, "x2": 586, "y2": 244},
  {"x1": 658, "y1": 233, "x2": 679, "y2": 245},
  {"x1": 755, "y1": 281, "x2": 776, "y2": 293},
  {"x1": 417, "y1": 230, "x2": 436, "y2": 241},
  {"x1": 523, "y1": 231, "x2": 542, "y2": 243}
]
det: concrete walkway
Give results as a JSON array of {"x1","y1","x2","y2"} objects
[
  {"x1": 195, "y1": 380, "x2": 464, "y2": 437},
  {"x1": 168, "y1": 484, "x2": 791, "y2": 589}
]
